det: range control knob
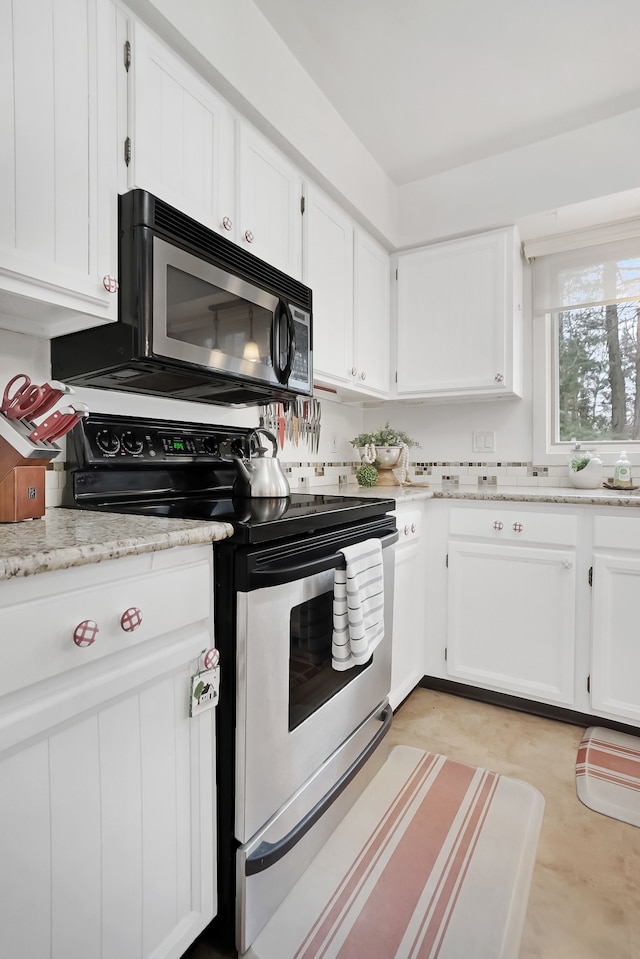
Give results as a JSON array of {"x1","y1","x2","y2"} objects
[
  {"x1": 122, "y1": 430, "x2": 144, "y2": 454},
  {"x1": 95, "y1": 429, "x2": 120, "y2": 454},
  {"x1": 203, "y1": 436, "x2": 219, "y2": 456}
]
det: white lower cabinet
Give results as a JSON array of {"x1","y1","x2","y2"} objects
[
  {"x1": 590, "y1": 514, "x2": 640, "y2": 724},
  {"x1": 0, "y1": 544, "x2": 217, "y2": 959},
  {"x1": 445, "y1": 506, "x2": 577, "y2": 707},
  {"x1": 390, "y1": 505, "x2": 426, "y2": 709}
]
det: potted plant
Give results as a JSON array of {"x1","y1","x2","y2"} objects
[
  {"x1": 568, "y1": 449, "x2": 603, "y2": 489},
  {"x1": 350, "y1": 423, "x2": 420, "y2": 486}
]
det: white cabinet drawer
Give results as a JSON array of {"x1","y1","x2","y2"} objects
[
  {"x1": 0, "y1": 547, "x2": 213, "y2": 699},
  {"x1": 593, "y1": 514, "x2": 640, "y2": 551},
  {"x1": 449, "y1": 506, "x2": 577, "y2": 546}
]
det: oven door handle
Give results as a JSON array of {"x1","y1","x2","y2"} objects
[
  {"x1": 247, "y1": 528, "x2": 399, "y2": 588},
  {"x1": 244, "y1": 703, "x2": 392, "y2": 877}
]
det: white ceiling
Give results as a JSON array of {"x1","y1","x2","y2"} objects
[{"x1": 251, "y1": 0, "x2": 640, "y2": 187}]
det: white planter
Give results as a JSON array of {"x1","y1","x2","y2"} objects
[{"x1": 568, "y1": 458, "x2": 603, "y2": 488}]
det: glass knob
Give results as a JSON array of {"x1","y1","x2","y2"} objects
[
  {"x1": 493, "y1": 521, "x2": 503, "y2": 531},
  {"x1": 512, "y1": 522, "x2": 524, "y2": 532},
  {"x1": 222, "y1": 216, "x2": 233, "y2": 231},
  {"x1": 244, "y1": 229, "x2": 254, "y2": 243},
  {"x1": 102, "y1": 275, "x2": 119, "y2": 293}
]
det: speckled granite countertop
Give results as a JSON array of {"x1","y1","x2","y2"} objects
[
  {"x1": 0, "y1": 508, "x2": 233, "y2": 580},
  {"x1": 320, "y1": 483, "x2": 640, "y2": 507}
]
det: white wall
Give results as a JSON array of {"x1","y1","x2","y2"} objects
[{"x1": 398, "y1": 108, "x2": 640, "y2": 248}]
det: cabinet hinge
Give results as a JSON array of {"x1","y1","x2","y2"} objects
[
  {"x1": 395, "y1": 267, "x2": 398, "y2": 280},
  {"x1": 444, "y1": 647, "x2": 448, "y2": 661},
  {"x1": 445, "y1": 553, "x2": 448, "y2": 568},
  {"x1": 124, "y1": 136, "x2": 132, "y2": 167},
  {"x1": 124, "y1": 40, "x2": 131, "y2": 72},
  {"x1": 587, "y1": 674, "x2": 591, "y2": 693},
  {"x1": 588, "y1": 566, "x2": 593, "y2": 587},
  {"x1": 300, "y1": 195, "x2": 305, "y2": 215}
]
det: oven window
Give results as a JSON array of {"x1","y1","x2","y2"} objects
[{"x1": 289, "y1": 590, "x2": 370, "y2": 731}]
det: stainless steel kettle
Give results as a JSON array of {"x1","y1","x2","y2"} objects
[{"x1": 233, "y1": 428, "x2": 290, "y2": 498}]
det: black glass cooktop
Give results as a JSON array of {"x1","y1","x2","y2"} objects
[
  {"x1": 64, "y1": 413, "x2": 396, "y2": 544},
  {"x1": 90, "y1": 492, "x2": 395, "y2": 544}
]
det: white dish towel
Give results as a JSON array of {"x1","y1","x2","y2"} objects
[{"x1": 332, "y1": 538, "x2": 385, "y2": 671}]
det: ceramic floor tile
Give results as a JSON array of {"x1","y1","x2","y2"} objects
[{"x1": 183, "y1": 687, "x2": 640, "y2": 959}]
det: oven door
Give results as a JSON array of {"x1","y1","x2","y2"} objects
[{"x1": 235, "y1": 526, "x2": 396, "y2": 845}]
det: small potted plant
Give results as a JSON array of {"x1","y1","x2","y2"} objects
[
  {"x1": 568, "y1": 448, "x2": 603, "y2": 489},
  {"x1": 350, "y1": 423, "x2": 420, "y2": 486}
]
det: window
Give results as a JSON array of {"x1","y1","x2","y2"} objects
[{"x1": 530, "y1": 230, "x2": 640, "y2": 462}]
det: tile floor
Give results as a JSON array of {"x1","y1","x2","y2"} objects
[{"x1": 184, "y1": 687, "x2": 640, "y2": 959}]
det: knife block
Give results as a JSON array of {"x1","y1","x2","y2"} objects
[{"x1": 0, "y1": 464, "x2": 46, "y2": 522}]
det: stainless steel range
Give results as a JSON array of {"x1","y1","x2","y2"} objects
[{"x1": 64, "y1": 412, "x2": 398, "y2": 955}]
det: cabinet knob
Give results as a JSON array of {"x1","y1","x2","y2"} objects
[
  {"x1": 120, "y1": 607, "x2": 143, "y2": 632},
  {"x1": 411, "y1": 523, "x2": 416, "y2": 533},
  {"x1": 203, "y1": 647, "x2": 220, "y2": 669},
  {"x1": 360, "y1": 370, "x2": 366, "y2": 381},
  {"x1": 102, "y1": 275, "x2": 119, "y2": 293},
  {"x1": 494, "y1": 372, "x2": 504, "y2": 383},
  {"x1": 73, "y1": 620, "x2": 99, "y2": 647},
  {"x1": 222, "y1": 216, "x2": 233, "y2": 231},
  {"x1": 512, "y1": 522, "x2": 524, "y2": 532},
  {"x1": 562, "y1": 559, "x2": 573, "y2": 570},
  {"x1": 244, "y1": 229, "x2": 254, "y2": 243},
  {"x1": 404, "y1": 524, "x2": 410, "y2": 536},
  {"x1": 493, "y1": 521, "x2": 504, "y2": 531},
  {"x1": 351, "y1": 366, "x2": 358, "y2": 377}
]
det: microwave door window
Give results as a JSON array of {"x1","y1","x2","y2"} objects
[{"x1": 160, "y1": 260, "x2": 279, "y2": 382}]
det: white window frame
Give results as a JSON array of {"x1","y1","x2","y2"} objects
[{"x1": 529, "y1": 222, "x2": 640, "y2": 469}]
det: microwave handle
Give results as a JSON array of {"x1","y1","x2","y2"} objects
[{"x1": 272, "y1": 301, "x2": 296, "y2": 384}]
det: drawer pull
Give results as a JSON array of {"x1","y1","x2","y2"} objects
[
  {"x1": 73, "y1": 620, "x2": 99, "y2": 647},
  {"x1": 411, "y1": 523, "x2": 416, "y2": 533},
  {"x1": 512, "y1": 522, "x2": 524, "y2": 533},
  {"x1": 562, "y1": 560, "x2": 574, "y2": 570},
  {"x1": 120, "y1": 607, "x2": 143, "y2": 632},
  {"x1": 404, "y1": 524, "x2": 410, "y2": 536},
  {"x1": 493, "y1": 521, "x2": 504, "y2": 531}
]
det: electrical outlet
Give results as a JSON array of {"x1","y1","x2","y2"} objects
[{"x1": 330, "y1": 432, "x2": 338, "y2": 454}]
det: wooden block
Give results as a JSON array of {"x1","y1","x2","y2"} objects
[{"x1": 0, "y1": 465, "x2": 46, "y2": 522}]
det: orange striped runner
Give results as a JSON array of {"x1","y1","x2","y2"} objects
[{"x1": 247, "y1": 746, "x2": 544, "y2": 959}]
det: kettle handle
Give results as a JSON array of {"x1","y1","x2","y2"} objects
[{"x1": 253, "y1": 428, "x2": 278, "y2": 457}]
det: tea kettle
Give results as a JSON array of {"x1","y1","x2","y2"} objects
[{"x1": 233, "y1": 428, "x2": 290, "y2": 498}]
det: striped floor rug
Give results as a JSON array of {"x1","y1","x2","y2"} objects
[
  {"x1": 246, "y1": 746, "x2": 544, "y2": 959},
  {"x1": 576, "y1": 726, "x2": 640, "y2": 827}
]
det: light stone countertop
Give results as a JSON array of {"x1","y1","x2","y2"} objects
[
  {"x1": 322, "y1": 482, "x2": 640, "y2": 508},
  {"x1": 0, "y1": 508, "x2": 233, "y2": 580}
]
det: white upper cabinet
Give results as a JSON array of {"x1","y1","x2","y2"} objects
[
  {"x1": 353, "y1": 228, "x2": 390, "y2": 396},
  {"x1": 305, "y1": 182, "x2": 391, "y2": 397},
  {"x1": 304, "y1": 184, "x2": 354, "y2": 389},
  {"x1": 129, "y1": 19, "x2": 236, "y2": 238},
  {"x1": 0, "y1": 0, "x2": 120, "y2": 336},
  {"x1": 237, "y1": 123, "x2": 303, "y2": 279},
  {"x1": 395, "y1": 227, "x2": 523, "y2": 400}
]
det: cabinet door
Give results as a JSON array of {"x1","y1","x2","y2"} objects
[
  {"x1": 390, "y1": 508, "x2": 425, "y2": 709},
  {"x1": 353, "y1": 229, "x2": 390, "y2": 396},
  {"x1": 304, "y1": 184, "x2": 353, "y2": 388},
  {"x1": 591, "y1": 552, "x2": 640, "y2": 723},
  {"x1": 238, "y1": 123, "x2": 303, "y2": 278},
  {"x1": 130, "y1": 19, "x2": 236, "y2": 237},
  {"x1": 0, "y1": 0, "x2": 119, "y2": 336},
  {"x1": 447, "y1": 541, "x2": 576, "y2": 705},
  {"x1": 396, "y1": 228, "x2": 522, "y2": 399},
  {"x1": 0, "y1": 655, "x2": 215, "y2": 959}
]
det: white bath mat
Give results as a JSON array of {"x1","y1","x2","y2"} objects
[{"x1": 576, "y1": 726, "x2": 640, "y2": 827}]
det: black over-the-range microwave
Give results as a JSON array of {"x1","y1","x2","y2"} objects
[{"x1": 51, "y1": 190, "x2": 313, "y2": 406}]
